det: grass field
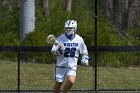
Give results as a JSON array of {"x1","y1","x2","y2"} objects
[
  {"x1": 98, "y1": 67, "x2": 140, "y2": 90},
  {"x1": 0, "y1": 60, "x2": 140, "y2": 92}
]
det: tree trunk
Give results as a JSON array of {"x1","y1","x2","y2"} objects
[
  {"x1": 113, "y1": 0, "x2": 120, "y2": 27},
  {"x1": 105, "y1": 0, "x2": 140, "y2": 30},
  {"x1": 64, "y1": 0, "x2": 72, "y2": 12},
  {"x1": 104, "y1": 0, "x2": 113, "y2": 17},
  {"x1": 128, "y1": 0, "x2": 140, "y2": 27},
  {"x1": 41, "y1": 0, "x2": 49, "y2": 16}
]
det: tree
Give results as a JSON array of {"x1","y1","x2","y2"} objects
[
  {"x1": 64, "y1": 0, "x2": 72, "y2": 12},
  {"x1": 41, "y1": 0, "x2": 50, "y2": 16},
  {"x1": 104, "y1": 0, "x2": 113, "y2": 17}
]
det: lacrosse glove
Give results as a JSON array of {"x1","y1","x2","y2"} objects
[
  {"x1": 81, "y1": 55, "x2": 89, "y2": 66},
  {"x1": 51, "y1": 44, "x2": 65, "y2": 56},
  {"x1": 58, "y1": 44, "x2": 66, "y2": 54}
]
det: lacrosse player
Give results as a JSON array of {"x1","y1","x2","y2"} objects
[{"x1": 51, "y1": 20, "x2": 89, "y2": 93}]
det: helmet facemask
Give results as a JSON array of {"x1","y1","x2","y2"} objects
[
  {"x1": 64, "y1": 20, "x2": 77, "y2": 39},
  {"x1": 65, "y1": 27, "x2": 75, "y2": 38}
]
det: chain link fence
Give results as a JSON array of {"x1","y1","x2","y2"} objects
[
  {"x1": 0, "y1": 49, "x2": 95, "y2": 92},
  {"x1": 97, "y1": 51, "x2": 140, "y2": 91},
  {"x1": 0, "y1": 47, "x2": 139, "y2": 93},
  {"x1": 0, "y1": 52, "x2": 18, "y2": 90}
]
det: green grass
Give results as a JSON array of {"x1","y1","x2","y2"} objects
[
  {"x1": 0, "y1": 61, "x2": 18, "y2": 90},
  {"x1": 98, "y1": 67, "x2": 140, "y2": 89},
  {"x1": 0, "y1": 60, "x2": 140, "y2": 91}
]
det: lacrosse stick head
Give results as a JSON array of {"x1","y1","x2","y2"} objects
[{"x1": 47, "y1": 35, "x2": 59, "y2": 45}]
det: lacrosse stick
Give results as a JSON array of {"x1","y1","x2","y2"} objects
[{"x1": 47, "y1": 34, "x2": 84, "y2": 63}]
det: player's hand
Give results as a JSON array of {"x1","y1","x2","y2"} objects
[
  {"x1": 58, "y1": 44, "x2": 66, "y2": 54},
  {"x1": 81, "y1": 56, "x2": 89, "y2": 66}
]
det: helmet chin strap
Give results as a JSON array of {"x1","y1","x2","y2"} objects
[{"x1": 65, "y1": 32, "x2": 75, "y2": 39}]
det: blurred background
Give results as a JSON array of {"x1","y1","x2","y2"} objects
[{"x1": 0, "y1": 0, "x2": 139, "y2": 92}]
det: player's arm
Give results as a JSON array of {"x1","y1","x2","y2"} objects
[
  {"x1": 80, "y1": 38, "x2": 89, "y2": 66},
  {"x1": 81, "y1": 50, "x2": 89, "y2": 66}
]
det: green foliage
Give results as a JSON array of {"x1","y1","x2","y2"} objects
[
  {"x1": 23, "y1": 31, "x2": 47, "y2": 46},
  {"x1": 22, "y1": 31, "x2": 54, "y2": 64},
  {"x1": 0, "y1": 32, "x2": 19, "y2": 46},
  {"x1": 0, "y1": 0, "x2": 139, "y2": 66},
  {"x1": 126, "y1": 20, "x2": 140, "y2": 46},
  {"x1": 97, "y1": 19, "x2": 129, "y2": 46},
  {"x1": 0, "y1": 0, "x2": 19, "y2": 46},
  {"x1": 98, "y1": 52, "x2": 140, "y2": 67}
]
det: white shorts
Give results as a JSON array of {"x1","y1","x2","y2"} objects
[{"x1": 54, "y1": 66, "x2": 77, "y2": 82}]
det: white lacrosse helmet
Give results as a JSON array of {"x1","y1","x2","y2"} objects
[{"x1": 64, "y1": 20, "x2": 77, "y2": 38}]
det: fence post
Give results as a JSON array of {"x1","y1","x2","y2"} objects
[
  {"x1": 94, "y1": 0, "x2": 98, "y2": 92},
  {"x1": 17, "y1": 52, "x2": 20, "y2": 93}
]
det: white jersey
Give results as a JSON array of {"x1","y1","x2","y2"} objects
[{"x1": 51, "y1": 34, "x2": 88, "y2": 69}]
